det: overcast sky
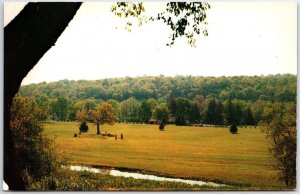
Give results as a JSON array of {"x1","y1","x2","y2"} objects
[{"x1": 4, "y1": 2, "x2": 297, "y2": 85}]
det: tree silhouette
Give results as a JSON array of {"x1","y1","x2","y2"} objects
[
  {"x1": 205, "y1": 98, "x2": 217, "y2": 124},
  {"x1": 190, "y1": 102, "x2": 201, "y2": 123},
  {"x1": 244, "y1": 107, "x2": 255, "y2": 125},
  {"x1": 4, "y1": 3, "x2": 82, "y2": 189}
]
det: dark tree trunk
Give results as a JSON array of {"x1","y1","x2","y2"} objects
[
  {"x1": 4, "y1": 2, "x2": 81, "y2": 190},
  {"x1": 97, "y1": 123, "x2": 100, "y2": 134}
]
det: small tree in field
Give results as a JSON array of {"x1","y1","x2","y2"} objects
[
  {"x1": 230, "y1": 123, "x2": 238, "y2": 134},
  {"x1": 79, "y1": 122, "x2": 89, "y2": 132},
  {"x1": 77, "y1": 102, "x2": 117, "y2": 134},
  {"x1": 159, "y1": 123, "x2": 165, "y2": 131}
]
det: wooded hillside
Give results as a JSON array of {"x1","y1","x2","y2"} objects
[
  {"x1": 19, "y1": 74, "x2": 296, "y2": 103},
  {"x1": 17, "y1": 74, "x2": 296, "y2": 125}
]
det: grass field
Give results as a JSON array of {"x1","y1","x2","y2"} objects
[{"x1": 43, "y1": 121, "x2": 284, "y2": 189}]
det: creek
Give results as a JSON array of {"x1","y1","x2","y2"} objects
[{"x1": 70, "y1": 165, "x2": 229, "y2": 188}]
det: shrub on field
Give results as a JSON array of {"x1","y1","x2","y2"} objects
[
  {"x1": 159, "y1": 123, "x2": 165, "y2": 131},
  {"x1": 230, "y1": 123, "x2": 238, "y2": 134},
  {"x1": 79, "y1": 122, "x2": 89, "y2": 132}
]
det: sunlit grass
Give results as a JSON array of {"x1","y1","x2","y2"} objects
[{"x1": 43, "y1": 122, "x2": 283, "y2": 188}]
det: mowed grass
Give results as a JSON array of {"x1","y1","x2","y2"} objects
[{"x1": 43, "y1": 122, "x2": 283, "y2": 189}]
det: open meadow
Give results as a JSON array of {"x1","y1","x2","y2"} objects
[{"x1": 43, "y1": 121, "x2": 283, "y2": 189}]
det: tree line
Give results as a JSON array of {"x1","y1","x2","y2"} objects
[
  {"x1": 19, "y1": 74, "x2": 296, "y2": 103},
  {"x1": 16, "y1": 94, "x2": 269, "y2": 127}
]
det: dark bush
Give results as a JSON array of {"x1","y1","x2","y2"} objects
[
  {"x1": 230, "y1": 123, "x2": 238, "y2": 134},
  {"x1": 79, "y1": 122, "x2": 89, "y2": 132},
  {"x1": 159, "y1": 123, "x2": 165, "y2": 130}
]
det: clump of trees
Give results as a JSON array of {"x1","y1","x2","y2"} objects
[
  {"x1": 139, "y1": 99, "x2": 157, "y2": 123},
  {"x1": 169, "y1": 97, "x2": 192, "y2": 125},
  {"x1": 205, "y1": 98, "x2": 224, "y2": 125},
  {"x1": 10, "y1": 95, "x2": 70, "y2": 189}
]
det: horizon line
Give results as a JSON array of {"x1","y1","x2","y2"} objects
[{"x1": 21, "y1": 73, "x2": 297, "y2": 86}]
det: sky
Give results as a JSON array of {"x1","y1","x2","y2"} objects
[{"x1": 4, "y1": 2, "x2": 297, "y2": 85}]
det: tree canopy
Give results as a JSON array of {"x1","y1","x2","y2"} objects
[
  {"x1": 10, "y1": 95, "x2": 66, "y2": 184},
  {"x1": 77, "y1": 102, "x2": 117, "y2": 134},
  {"x1": 262, "y1": 102, "x2": 296, "y2": 186},
  {"x1": 111, "y1": 2, "x2": 211, "y2": 47}
]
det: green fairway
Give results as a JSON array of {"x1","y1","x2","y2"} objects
[{"x1": 43, "y1": 122, "x2": 283, "y2": 188}]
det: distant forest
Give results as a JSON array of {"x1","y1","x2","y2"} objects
[{"x1": 18, "y1": 74, "x2": 296, "y2": 125}]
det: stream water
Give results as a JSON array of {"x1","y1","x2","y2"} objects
[{"x1": 70, "y1": 165, "x2": 228, "y2": 188}]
